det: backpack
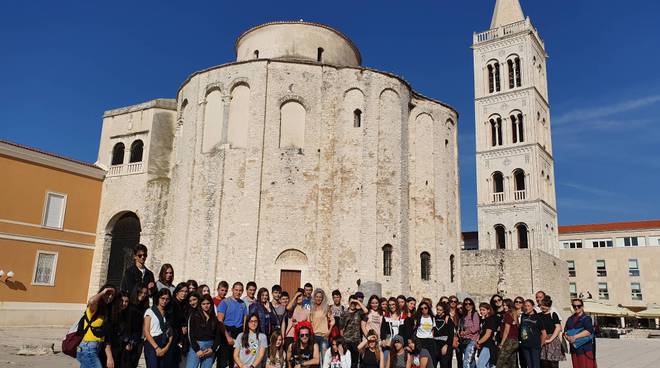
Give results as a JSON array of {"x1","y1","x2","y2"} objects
[{"x1": 61, "y1": 309, "x2": 98, "y2": 358}]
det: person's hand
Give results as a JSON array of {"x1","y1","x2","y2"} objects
[
  {"x1": 227, "y1": 336, "x2": 234, "y2": 345},
  {"x1": 295, "y1": 364, "x2": 302, "y2": 368},
  {"x1": 182, "y1": 327, "x2": 188, "y2": 335},
  {"x1": 107, "y1": 356, "x2": 115, "y2": 368},
  {"x1": 197, "y1": 350, "x2": 206, "y2": 358},
  {"x1": 125, "y1": 344, "x2": 132, "y2": 351},
  {"x1": 155, "y1": 347, "x2": 164, "y2": 357},
  {"x1": 338, "y1": 345, "x2": 344, "y2": 355},
  {"x1": 148, "y1": 282, "x2": 155, "y2": 289}
]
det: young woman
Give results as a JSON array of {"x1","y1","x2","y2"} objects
[
  {"x1": 188, "y1": 292, "x2": 201, "y2": 316},
  {"x1": 198, "y1": 285, "x2": 211, "y2": 296},
  {"x1": 362, "y1": 295, "x2": 384, "y2": 339},
  {"x1": 284, "y1": 290, "x2": 311, "y2": 347},
  {"x1": 538, "y1": 296, "x2": 565, "y2": 367},
  {"x1": 324, "y1": 336, "x2": 351, "y2": 368},
  {"x1": 380, "y1": 297, "x2": 403, "y2": 362},
  {"x1": 172, "y1": 282, "x2": 190, "y2": 365},
  {"x1": 104, "y1": 291, "x2": 130, "y2": 368},
  {"x1": 186, "y1": 280, "x2": 199, "y2": 294},
  {"x1": 288, "y1": 325, "x2": 320, "y2": 368},
  {"x1": 309, "y1": 289, "x2": 333, "y2": 364},
  {"x1": 357, "y1": 330, "x2": 383, "y2": 368},
  {"x1": 396, "y1": 296, "x2": 408, "y2": 320},
  {"x1": 563, "y1": 299, "x2": 596, "y2": 368},
  {"x1": 250, "y1": 288, "x2": 278, "y2": 336},
  {"x1": 513, "y1": 296, "x2": 526, "y2": 368},
  {"x1": 385, "y1": 336, "x2": 405, "y2": 368},
  {"x1": 433, "y1": 303, "x2": 454, "y2": 368},
  {"x1": 475, "y1": 303, "x2": 497, "y2": 368},
  {"x1": 380, "y1": 298, "x2": 390, "y2": 318},
  {"x1": 411, "y1": 301, "x2": 435, "y2": 368},
  {"x1": 266, "y1": 331, "x2": 287, "y2": 368},
  {"x1": 495, "y1": 299, "x2": 519, "y2": 368},
  {"x1": 519, "y1": 300, "x2": 543, "y2": 368},
  {"x1": 186, "y1": 294, "x2": 224, "y2": 368},
  {"x1": 234, "y1": 313, "x2": 268, "y2": 368},
  {"x1": 77, "y1": 284, "x2": 116, "y2": 368},
  {"x1": 123, "y1": 284, "x2": 149, "y2": 368},
  {"x1": 405, "y1": 338, "x2": 432, "y2": 368},
  {"x1": 488, "y1": 295, "x2": 504, "y2": 344},
  {"x1": 143, "y1": 288, "x2": 174, "y2": 368},
  {"x1": 156, "y1": 264, "x2": 175, "y2": 293},
  {"x1": 447, "y1": 296, "x2": 463, "y2": 368},
  {"x1": 459, "y1": 298, "x2": 480, "y2": 368}
]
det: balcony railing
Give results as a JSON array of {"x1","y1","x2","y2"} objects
[
  {"x1": 107, "y1": 162, "x2": 144, "y2": 177},
  {"x1": 126, "y1": 162, "x2": 143, "y2": 174},
  {"x1": 108, "y1": 165, "x2": 123, "y2": 176},
  {"x1": 514, "y1": 190, "x2": 527, "y2": 201},
  {"x1": 473, "y1": 18, "x2": 543, "y2": 46},
  {"x1": 492, "y1": 192, "x2": 504, "y2": 203}
]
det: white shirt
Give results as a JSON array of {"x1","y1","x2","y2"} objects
[
  {"x1": 144, "y1": 308, "x2": 166, "y2": 337},
  {"x1": 416, "y1": 316, "x2": 434, "y2": 339},
  {"x1": 324, "y1": 350, "x2": 351, "y2": 368}
]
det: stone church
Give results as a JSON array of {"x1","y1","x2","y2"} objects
[{"x1": 89, "y1": 0, "x2": 567, "y2": 305}]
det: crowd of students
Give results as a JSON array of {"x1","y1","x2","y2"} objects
[{"x1": 73, "y1": 244, "x2": 597, "y2": 368}]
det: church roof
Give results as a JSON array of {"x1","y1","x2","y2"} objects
[
  {"x1": 559, "y1": 220, "x2": 660, "y2": 234},
  {"x1": 491, "y1": 0, "x2": 526, "y2": 29}
]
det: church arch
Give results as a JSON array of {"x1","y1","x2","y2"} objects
[
  {"x1": 510, "y1": 110, "x2": 524, "y2": 143},
  {"x1": 382, "y1": 244, "x2": 393, "y2": 276},
  {"x1": 489, "y1": 115, "x2": 503, "y2": 147},
  {"x1": 279, "y1": 100, "x2": 306, "y2": 149},
  {"x1": 202, "y1": 89, "x2": 224, "y2": 152},
  {"x1": 507, "y1": 54, "x2": 522, "y2": 88},
  {"x1": 105, "y1": 211, "x2": 141, "y2": 287},
  {"x1": 486, "y1": 59, "x2": 501, "y2": 93},
  {"x1": 516, "y1": 223, "x2": 529, "y2": 249},
  {"x1": 275, "y1": 248, "x2": 309, "y2": 266},
  {"x1": 129, "y1": 140, "x2": 144, "y2": 163},
  {"x1": 495, "y1": 224, "x2": 506, "y2": 249},
  {"x1": 227, "y1": 83, "x2": 250, "y2": 148},
  {"x1": 420, "y1": 252, "x2": 431, "y2": 281},
  {"x1": 111, "y1": 142, "x2": 125, "y2": 166}
]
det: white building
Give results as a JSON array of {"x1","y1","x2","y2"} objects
[{"x1": 88, "y1": 21, "x2": 461, "y2": 299}]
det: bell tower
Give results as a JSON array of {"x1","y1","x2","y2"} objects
[{"x1": 473, "y1": 0, "x2": 559, "y2": 256}]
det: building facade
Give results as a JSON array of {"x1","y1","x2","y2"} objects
[
  {"x1": 89, "y1": 21, "x2": 462, "y2": 299},
  {"x1": 0, "y1": 140, "x2": 104, "y2": 326},
  {"x1": 559, "y1": 221, "x2": 660, "y2": 309}
]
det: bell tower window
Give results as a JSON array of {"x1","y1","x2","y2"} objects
[
  {"x1": 511, "y1": 112, "x2": 524, "y2": 143},
  {"x1": 489, "y1": 116, "x2": 503, "y2": 146},
  {"x1": 487, "y1": 61, "x2": 501, "y2": 93}
]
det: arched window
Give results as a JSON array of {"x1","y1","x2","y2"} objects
[
  {"x1": 280, "y1": 100, "x2": 306, "y2": 149},
  {"x1": 382, "y1": 244, "x2": 392, "y2": 276},
  {"x1": 511, "y1": 112, "x2": 524, "y2": 143},
  {"x1": 129, "y1": 140, "x2": 144, "y2": 163},
  {"x1": 227, "y1": 84, "x2": 250, "y2": 148},
  {"x1": 495, "y1": 225, "x2": 506, "y2": 249},
  {"x1": 111, "y1": 143, "x2": 125, "y2": 165},
  {"x1": 353, "y1": 109, "x2": 362, "y2": 128},
  {"x1": 508, "y1": 56, "x2": 522, "y2": 88},
  {"x1": 490, "y1": 116, "x2": 503, "y2": 146},
  {"x1": 514, "y1": 169, "x2": 526, "y2": 190},
  {"x1": 317, "y1": 47, "x2": 324, "y2": 62},
  {"x1": 517, "y1": 223, "x2": 529, "y2": 249},
  {"x1": 492, "y1": 171, "x2": 504, "y2": 202},
  {"x1": 421, "y1": 252, "x2": 431, "y2": 281},
  {"x1": 487, "y1": 61, "x2": 501, "y2": 93},
  {"x1": 202, "y1": 89, "x2": 224, "y2": 153},
  {"x1": 253, "y1": 50, "x2": 259, "y2": 59},
  {"x1": 449, "y1": 254, "x2": 455, "y2": 283}
]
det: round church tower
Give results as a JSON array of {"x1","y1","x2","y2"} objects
[{"x1": 93, "y1": 21, "x2": 461, "y2": 300}]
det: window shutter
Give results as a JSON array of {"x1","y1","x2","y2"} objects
[{"x1": 44, "y1": 194, "x2": 65, "y2": 228}]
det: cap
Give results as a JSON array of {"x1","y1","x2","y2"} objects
[{"x1": 392, "y1": 335, "x2": 404, "y2": 345}]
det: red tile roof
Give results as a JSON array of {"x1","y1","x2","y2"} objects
[
  {"x1": 559, "y1": 220, "x2": 660, "y2": 234},
  {"x1": 0, "y1": 139, "x2": 101, "y2": 169}
]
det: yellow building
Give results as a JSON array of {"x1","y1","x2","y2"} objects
[{"x1": 0, "y1": 140, "x2": 105, "y2": 326}]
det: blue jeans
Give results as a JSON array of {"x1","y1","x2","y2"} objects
[
  {"x1": 521, "y1": 347, "x2": 540, "y2": 368},
  {"x1": 462, "y1": 340, "x2": 477, "y2": 368},
  {"x1": 77, "y1": 341, "x2": 102, "y2": 368},
  {"x1": 144, "y1": 334, "x2": 173, "y2": 368},
  {"x1": 476, "y1": 346, "x2": 492, "y2": 368},
  {"x1": 186, "y1": 340, "x2": 216, "y2": 368},
  {"x1": 315, "y1": 335, "x2": 328, "y2": 367}
]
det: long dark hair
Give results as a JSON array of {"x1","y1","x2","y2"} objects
[
  {"x1": 129, "y1": 283, "x2": 149, "y2": 311},
  {"x1": 242, "y1": 313, "x2": 261, "y2": 348},
  {"x1": 462, "y1": 298, "x2": 477, "y2": 319},
  {"x1": 96, "y1": 283, "x2": 117, "y2": 318},
  {"x1": 330, "y1": 336, "x2": 346, "y2": 359},
  {"x1": 257, "y1": 287, "x2": 270, "y2": 306},
  {"x1": 367, "y1": 295, "x2": 382, "y2": 315}
]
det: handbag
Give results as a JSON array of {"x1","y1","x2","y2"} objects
[
  {"x1": 566, "y1": 328, "x2": 593, "y2": 349},
  {"x1": 62, "y1": 310, "x2": 98, "y2": 358}
]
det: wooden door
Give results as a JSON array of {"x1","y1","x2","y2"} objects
[{"x1": 280, "y1": 270, "x2": 301, "y2": 298}]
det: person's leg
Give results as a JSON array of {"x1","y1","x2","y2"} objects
[
  {"x1": 528, "y1": 349, "x2": 541, "y2": 368},
  {"x1": 518, "y1": 347, "x2": 526, "y2": 368},
  {"x1": 347, "y1": 341, "x2": 359, "y2": 368},
  {"x1": 455, "y1": 344, "x2": 463, "y2": 368},
  {"x1": 144, "y1": 342, "x2": 158, "y2": 368},
  {"x1": 187, "y1": 345, "x2": 201, "y2": 368},
  {"x1": 199, "y1": 341, "x2": 216, "y2": 368},
  {"x1": 462, "y1": 341, "x2": 476, "y2": 368},
  {"x1": 475, "y1": 347, "x2": 490, "y2": 368},
  {"x1": 77, "y1": 341, "x2": 103, "y2": 368}
]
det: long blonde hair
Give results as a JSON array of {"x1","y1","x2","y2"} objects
[{"x1": 311, "y1": 288, "x2": 328, "y2": 314}]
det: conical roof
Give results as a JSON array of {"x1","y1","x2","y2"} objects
[{"x1": 491, "y1": 0, "x2": 526, "y2": 28}]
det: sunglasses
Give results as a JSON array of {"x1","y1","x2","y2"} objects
[
  {"x1": 137, "y1": 253, "x2": 147, "y2": 258},
  {"x1": 464, "y1": 302, "x2": 473, "y2": 305},
  {"x1": 572, "y1": 304, "x2": 583, "y2": 309},
  {"x1": 450, "y1": 300, "x2": 458, "y2": 303},
  {"x1": 299, "y1": 333, "x2": 310, "y2": 337},
  {"x1": 514, "y1": 300, "x2": 523, "y2": 304},
  {"x1": 249, "y1": 319, "x2": 259, "y2": 323}
]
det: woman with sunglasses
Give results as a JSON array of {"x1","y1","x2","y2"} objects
[
  {"x1": 406, "y1": 301, "x2": 436, "y2": 368},
  {"x1": 357, "y1": 330, "x2": 383, "y2": 368},
  {"x1": 459, "y1": 298, "x2": 479, "y2": 368},
  {"x1": 186, "y1": 294, "x2": 225, "y2": 368},
  {"x1": 513, "y1": 297, "x2": 527, "y2": 368},
  {"x1": 519, "y1": 299, "x2": 543, "y2": 368},
  {"x1": 324, "y1": 336, "x2": 351, "y2": 368},
  {"x1": 563, "y1": 299, "x2": 596, "y2": 368},
  {"x1": 434, "y1": 302, "x2": 454, "y2": 368},
  {"x1": 447, "y1": 296, "x2": 463, "y2": 368},
  {"x1": 288, "y1": 325, "x2": 320, "y2": 368},
  {"x1": 235, "y1": 313, "x2": 268, "y2": 368},
  {"x1": 143, "y1": 288, "x2": 174, "y2": 368},
  {"x1": 495, "y1": 299, "x2": 519, "y2": 368}
]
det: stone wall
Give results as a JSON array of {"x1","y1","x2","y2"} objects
[{"x1": 461, "y1": 249, "x2": 570, "y2": 315}]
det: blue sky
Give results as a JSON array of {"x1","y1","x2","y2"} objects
[{"x1": 1, "y1": 0, "x2": 659, "y2": 230}]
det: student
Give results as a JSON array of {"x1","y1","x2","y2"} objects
[
  {"x1": 475, "y1": 303, "x2": 497, "y2": 368},
  {"x1": 234, "y1": 313, "x2": 268, "y2": 368},
  {"x1": 330, "y1": 290, "x2": 345, "y2": 321},
  {"x1": 459, "y1": 298, "x2": 479, "y2": 368},
  {"x1": 410, "y1": 301, "x2": 435, "y2": 368},
  {"x1": 172, "y1": 282, "x2": 191, "y2": 366},
  {"x1": 405, "y1": 338, "x2": 432, "y2": 368},
  {"x1": 188, "y1": 292, "x2": 202, "y2": 316},
  {"x1": 218, "y1": 282, "x2": 249, "y2": 340},
  {"x1": 77, "y1": 285, "x2": 116, "y2": 368},
  {"x1": 362, "y1": 295, "x2": 384, "y2": 339},
  {"x1": 284, "y1": 290, "x2": 311, "y2": 345},
  {"x1": 489, "y1": 295, "x2": 504, "y2": 342},
  {"x1": 288, "y1": 325, "x2": 320, "y2": 368},
  {"x1": 266, "y1": 331, "x2": 287, "y2": 368},
  {"x1": 513, "y1": 296, "x2": 526, "y2": 368},
  {"x1": 187, "y1": 280, "x2": 199, "y2": 294},
  {"x1": 271, "y1": 285, "x2": 286, "y2": 331},
  {"x1": 124, "y1": 284, "x2": 150, "y2": 368},
  {"x1": 324, "y1": 336, "x2": 351, "y2": 368},
  {"x1": 447, "y1": 296, "x2": 463, "y2": 368},
  {"x1": 339, "y1": 295, "x2": 368, "y2": 368},
  {"x1": 310, "y1": 289, "x2": 333, "y2": 364},
  {"x1": 250, "y1": 287, "x2": 278, "y2": 336},
  {"x1": 143, "y1": 288, "x2": 174, "y2": 368},
  {"x1": 405, "y1": 298, "x2": 416, "y2": 320},
  {"x1": 243, "y1": 282, "x2": 258, "y2": 309},
  {"x1": 199, "y1": 285, "x2": 211, "y2": 297},
  {"x1": 495, "y1": 299, "x2": 519, "y2": 368},
  {"x1": 213, "y1": 281, "x2": 229, "y2": 313},
  {"x1": 384, "y1": 335, "x2": 405, "y2": 368},
  {"x1": 395, "y1": 296, "x2": 407, "y2": 320},
  {"x1": 380, "y1": 297, "x2": 403, "y2": 363},
  {"x1": 357, "y1": 330, "x2": 383, "y2": 368},
  {"x1": 156, "y1": 264, "x2": 175, "y2": 293},
  {"x1": 519, "y1": 300, "x2": 544, "y2": 368},
  {"x1": 380, "y1": 299, "x2": 389, "y2": 318},
  {"x1": 120, "y1": 244, "x2": 156, "y2": 297},
  {"x1": 433, "y1": 302, "x2": 454, "y2": 368},
  {"x1": 186, "y1": 294, "x2": 225, "y2": 368},
  {"x1": 564, "y1": 299, "x2": 595, "y2": 368},
  {"x1": 302, "y1": 283, "x2": 315, "y2": 310},
  {"x1": 538, "y1": 296, "x2": 564, "y2": 368},
  {"x1": 104, "y1": 291, "x2": 130, "y2": 368}
]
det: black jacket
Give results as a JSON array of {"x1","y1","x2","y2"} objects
[{"x1": 120, "y1": 264, "x2": 155, "y2": 296}]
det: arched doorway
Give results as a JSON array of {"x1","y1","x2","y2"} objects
[{"x1": 106, "y1": 212, "x2": 141, "y2": 287}]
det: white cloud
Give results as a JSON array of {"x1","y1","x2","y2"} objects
[{"x1": 554, "y1": 94, "x2": 660, "y2": 125}]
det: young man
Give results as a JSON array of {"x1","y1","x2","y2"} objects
[
  {"x1": 302, "y1": 282, "x2": 314, "y2": 310},
  {"x1": 339, "y1": 294, "x2": 368, "y2": 368},
  {"x1": 213, "y1": 280, "x2": 229, "y2": 313},
  {"x1": 330, "y1": 289, "x2": 345, "y2": 319},
  {"x1": 120, "y1": 244, "x2": 156, "y2": 296},
  {"x1": 217, "y1": 282, "x2": 248, "y2": 339},
  {"x1": 354, "y1": 291, "x2": 365, "y2": 304},
  {"x1": 242, "y1": 281, "x2": 257, "y2": 309},
  {"x1": 271, "y1": 284, "x2": 286, "y2": 328}
]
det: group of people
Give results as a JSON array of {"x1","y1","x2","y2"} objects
[{"x1": 74, "y1": 244, "x2": 597, "y2": 368}]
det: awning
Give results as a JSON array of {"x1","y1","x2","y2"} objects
[
  {"x1": 637, "y1": 305, "x2": 660, "y2": 318},
  {"x1": 583, "y1": 300, "x2": 636, "y2": 317}
]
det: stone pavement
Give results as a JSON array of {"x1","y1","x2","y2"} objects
[{"x1": 1, "y1": 326, "x2": 659, "y2": 368}]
